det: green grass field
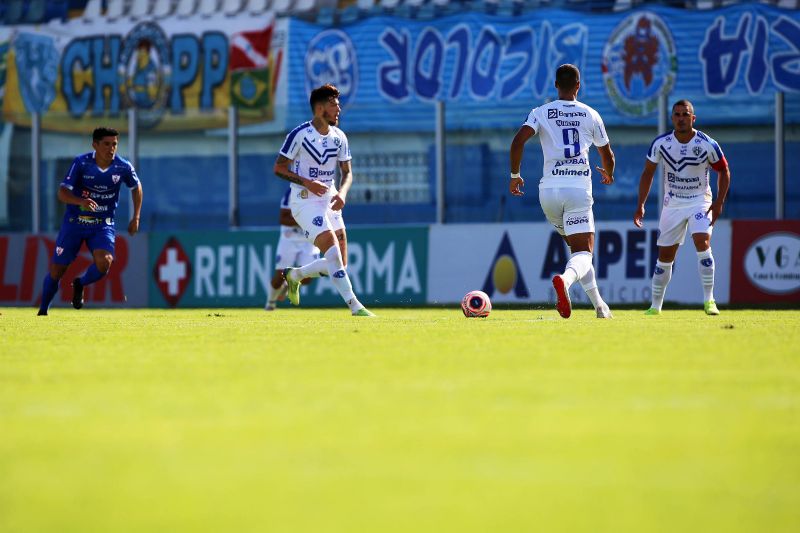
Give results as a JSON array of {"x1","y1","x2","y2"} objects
[{"x1": 2, "y1": 306, "x2": 799, "y2": 532}]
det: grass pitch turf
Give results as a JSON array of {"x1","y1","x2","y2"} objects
[{"x1": 1, "y1": 306, "x2": 799, "y2": 532}]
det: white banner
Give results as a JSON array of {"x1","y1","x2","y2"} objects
[{"x1": 428, "y1": 221, "x2": 731, "y2": 306}]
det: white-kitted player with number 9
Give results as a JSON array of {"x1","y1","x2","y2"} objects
[{"x1": 509, "y1": 64, "x2": 616, "y2": 319}]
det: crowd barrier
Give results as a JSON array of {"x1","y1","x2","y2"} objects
[{"x1": 2, "y1": 220, "x2": 798, "y2": 308}]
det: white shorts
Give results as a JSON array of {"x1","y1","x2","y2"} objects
[
  {"x1": 539, "y1": 187, "x2": 595, "y2": 236},
  {"x1": 275, "y1": 227, "x2": 320, "y2": 270},
  {"x1": 289, "y1": 193, "x2": 345, "y2": 243},
  {"x1": 657, "y1": 203, "x2": 713, "y2": 246}
]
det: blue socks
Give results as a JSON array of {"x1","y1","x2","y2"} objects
[
  {"x1": 79, "y1": 264, "x2": 106, "y2": 286},
  {"x1": 38, "y1": 274, "x2": 60, "y2": 315}
]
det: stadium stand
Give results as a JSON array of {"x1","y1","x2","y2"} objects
[{"x1": 152, "y1": 0, "x2": 174, "y2": 17}]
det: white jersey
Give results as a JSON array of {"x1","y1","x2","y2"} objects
[
  {"x1": 279, "y1": 120, "x2": 351, "y2": 201},
  {"x1": 646, "y1": 129, "x2": 724, "y2": 208},
  {"x1": 523, "y1": 99, "x2": 609, "y2": 192},
  {"x1": 278, "y1": 187, "x2": 306, "y2": 242}
]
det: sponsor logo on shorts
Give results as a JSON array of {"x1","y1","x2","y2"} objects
[
  {"x1": 333, "y1": 270, "x2": 346, "y2": 279},
  {"x1": 566, "y1": 216, "x2": 590, "y2": 226},
  {"x1": 694, "y1": 212, "x2": 705, "y2": 220},
  {"x1": 312, "y1": 216, "x2": 323, "y2": 227}
]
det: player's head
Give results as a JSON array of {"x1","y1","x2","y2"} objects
[
  {"x1": 92, "y1": 126, "x2": 119, "y2": 166},
  {"x1": 309, "y1": 84, "x2": 341, "y2": 126},
  {"x1": 671, "y1": 100, "x2": 696, "y2": 134},
  {"x1": 555, "y1": 64, "x2": 580, "y2": 98}
]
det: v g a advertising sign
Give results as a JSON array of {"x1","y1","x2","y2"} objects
[{"x1": 731, "y1": 221, "x2": 800, "y2": 303}]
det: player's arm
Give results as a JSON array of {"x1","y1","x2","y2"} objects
[
  {"x1": 273, "y1": 155, "x2": 328, "y2": 196},
  {"x1": 279, "y1": 208, "x2": 297, "y2": 226},
  {"x1": 707, "y1": 158, "x2": 730, "y2": 226},
  {"x1": 331, "y1": 160, "x2": 352, "y2": 211},
  {"x1": 634, "y1": 159, "x2": 658, "y2": 228},
  {"x1": 509, "y1": 125, "x2": 534, "y2": 196},
  {"x1": 595, "y1": 143, "x2": 615, "y2": 185},
  {"x1": 128, "y1": 183, "x2": 143, "y2": 236},
  {"x1": 57, "y1": 185, "x2": 97, "y2": 211}
]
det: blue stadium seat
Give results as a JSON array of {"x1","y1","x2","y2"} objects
[{"x1": 4, "y1": 0, "x2": 25, "y2": 24}]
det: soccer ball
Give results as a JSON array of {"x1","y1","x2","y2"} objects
[{"x1": 461, "y1": 290, "x2": 491, "y2": 318}]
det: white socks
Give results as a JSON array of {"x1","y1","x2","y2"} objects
[
  {"x1": 324, "y1": 246, "x2": 362, "y2": 312},
  {"x1": 266, "y1": 281, "x2": 285, "y2": 307},
  {"x1": 579, "y1": 264, "x2": 603, "y2": 309},
  {"x1": 651, "y1": 260, "x2": 673, "y2": 310},
  {"x1": 296, "y1": 258, "x2": 328, "y2": 279},
  {"x1": 562, "y1": 251, "x2": 593, "y2": 288},
  {"x1": 697, "y1": 248, "x2": 715, "y2": 302}
]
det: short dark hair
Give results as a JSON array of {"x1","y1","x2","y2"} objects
[
  {"x1": 555, "y1": 64, "x2": 580, "y2": 92},
  {"x1": 93, "y1": 127, "x2": 119, "y2": 142},
  {"x1": 672, "y1": 99, "x2": 694, "y2": 114},
  {"x1": 309, "y1": 84, "x2": 340, "y2": 112}
]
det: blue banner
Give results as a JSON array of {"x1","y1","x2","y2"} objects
[{"x1": 289, "y1": 5, "x2": 800, "y2": 131}]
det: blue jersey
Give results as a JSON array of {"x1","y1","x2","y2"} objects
[{"x1": 61, "y1": 152, "x2": 139, "y2": 225}]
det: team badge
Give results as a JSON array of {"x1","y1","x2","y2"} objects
[
  {"x1": 692, "y1": 146, "x2": 702, "y2": 156},
  {"x1": 56, "y1": 246, "x2": 63, "y2": 256},
  {"x1": 13, "y1": 32, "x2": 58, "y2": 114},
  {"x1": 112, "y1": 174, "x2": 121, "y2": 184},
  {"x1": 118, "y1": 22, "x2": 171, "y2": 127},
  {"x1": 601, "y1": 13, "x2": 677, "y2": 117},
  {"x1": 312, "y1": 216, "x2": 323, "y2": 227},
  {"x1": 305, "y1": 30, "x2": 358, "y2": 109}
]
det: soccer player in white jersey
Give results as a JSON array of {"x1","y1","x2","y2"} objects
[
  {"x1": 509, "y1": 64, "x2": 615, "y2": 319},
  {"x1": 273, "y1": 84, "x2": 374, "y2": 317},
  {"x1": 265, "y1": 187, "x2": 320, "y2": 311},
  {"x1": 634, "y1": 100, "x2": 731, "y2": 316}
]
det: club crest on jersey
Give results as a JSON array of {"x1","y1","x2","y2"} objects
[
  {"x1": 56, "y1": 246, "x2": 64, "y2": 256},
  {"x1": 601, "y1": 13, "x2": 677, "y2": 117},
  {"x1": 333, "y1": 137, "x2": 341, "y2": 147},
  {"x1": 693, "y1": 146, "x2": 702, "y2": 156},
  {"x1": 312, "y1": 216, "x2": 323, "y2": 227},
  {"x1": 112, "y1": 174, "x2": 121, "y2": 184}
]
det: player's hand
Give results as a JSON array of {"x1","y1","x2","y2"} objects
[
  {"x1": 509, "y1": 176, "x2": 525, "y2": 196},
  {"x1": 80, "y1": 198, "x2": 98, "y2": 211},
  {"x1": 633, "y1": 205, "x2": 645, "y2": 228},
  {"x1": 706, "y1": 201, "x2": 724, "y2": 226},
  {"x1": 304, "y1": 179, "x2": 329, "y2": 197},
  {"x1": 128, "y1": 217, "x2": 140, "y2": 236},
  {"x1": 330, "y1": 193, "x2": 346, "y2": 211},
  {"x1": 596, "y1": 166, "x2": 614, "y2": 185}
]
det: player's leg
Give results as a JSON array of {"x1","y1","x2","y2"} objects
[
  {"x1": 267, "y1": 235, "x2": 294, "y2": 310},
  {"x1": 73, "y1": 227, "x2": 116, "y2": 310},
  {"x1": 690, "y1": 212, "x2": 718, "y2": 314},
  {"x1": 647, "y1": 209, "x2": 687, "y2": 314},
  {"x1": 545, "y1": 188, "x2": 598, "y2": 319},
  {"x1": 560, "y1": 235, "x2": 609, "y2": 318},
  {"x1": 265, "y1": 269, "x2": 285, "y2": 311},
  {"x1": 38, "y1": 225, "x2": 80, "y2": 315},
  {"x1": 311, "y1": 230, "x2": 372, "y2": 316}
]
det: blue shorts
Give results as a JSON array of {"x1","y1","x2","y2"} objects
[{"x1": 52, "y1": 221, "x2": 116, "y2": 265}]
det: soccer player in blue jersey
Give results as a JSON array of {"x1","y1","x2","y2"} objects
[
  {"x1": 37, "y1": 127, "x2": 143, "y2": 316},
  {"x1": 273, "y1": 84, "x2": 374, "y2": 317},
  {"x1": 634, "y1": 100, "x2": 730, "y2": 315}
]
